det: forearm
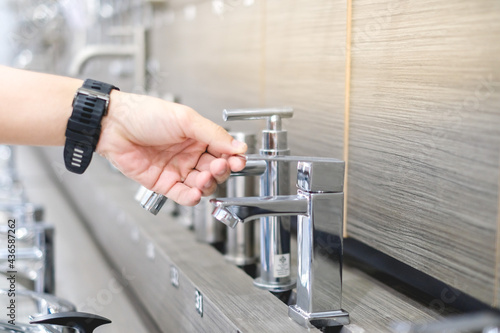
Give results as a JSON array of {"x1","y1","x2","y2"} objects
[{"x1": 0, "y1": 66, "x2": 82, "y2": 146}]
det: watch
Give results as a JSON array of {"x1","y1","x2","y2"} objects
[{"x1": 64, "y1": 79, "x2": 119, "y2": 174}]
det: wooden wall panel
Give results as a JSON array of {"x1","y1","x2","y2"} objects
[
  {"x1": 264, "y1": 0, "x2": 346, "y2": 159},
  {"x1": 147, "y1": 0, "x2": 500, "y2": 306},
  {"x1": 150, "y1": 1, "x2": 263, "y2": 132},
  {"x1": 346, "y1": 0, "x2": 500, "y2": 305}
]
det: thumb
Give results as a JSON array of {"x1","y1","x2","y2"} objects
[{"x1": 184, "y1": 110, "x2": 248, "y2": 156}]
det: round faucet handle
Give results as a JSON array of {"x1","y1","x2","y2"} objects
[{"x1": 223, "y1": 107, "x2": 293, "y2": 122}]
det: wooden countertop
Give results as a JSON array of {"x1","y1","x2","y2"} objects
[{"x1": 32, "y1": 146, "x2": 454, "y2": 332}]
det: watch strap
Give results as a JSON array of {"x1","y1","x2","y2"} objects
[
  {"x1": 82, "y1": 79, "x2": 117, "y2": 96},
  {"x1": 64, "y1": 79, "x2": 119, "y2": 174}
]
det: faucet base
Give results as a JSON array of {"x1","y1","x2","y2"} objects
[
  {"x1": 253, "y1": 277, "x2": 296, "y2": 293},
  {"x1": 224, "y1": 254, "x2": 258, "y2": 266},
  {"x1": 288, "y1": 306, "x2": 350, "y2": 328}
]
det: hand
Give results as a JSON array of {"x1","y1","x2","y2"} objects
[{"x1": 96, "y1": 91, "x2": 247, "y2": 206}]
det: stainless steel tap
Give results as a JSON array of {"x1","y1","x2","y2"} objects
[
  {"x1": 223, "y1": 107, "x2": 295, "y2": 292},
  {"x1": 68, "y1": 26, "x2": 146, "y2": 89},
  {"x1": 211, "y1": 154, "x2": 350, "y2": 328}
]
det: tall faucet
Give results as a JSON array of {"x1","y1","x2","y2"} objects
[
  {"x1": 68, "y1": 26, "x2": 146, "y2": 89},
  {"x1": 223, "y1": 107, "x2": 295, "y2": 293},
  {"x1": 211, "y1": 155, "x2": 350, "y2": 329}
]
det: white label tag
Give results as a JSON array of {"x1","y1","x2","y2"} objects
[{"x1": 274, "y1": 253, "x2": 290, "y2": 278}]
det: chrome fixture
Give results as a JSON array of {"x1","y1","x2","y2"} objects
[
  {"x1": 0, "y1": 146, "x2": 25, "y2": 204},
  {"x1": 211, "y1": 154, "x2": 349, "y2": 328},
  {"x1": 0, "y1": 289, "x2": 75, "y2": 332},
  {"x1": 0, "y1": 146, "x2": 54, "y2": 294},
  {"x1": 68, "y1": 26, "x2": 146, "y2": 89},
  {"x1": 194, "y1": 183, "x2": 227, "y2": 244},
  {"x1": 223, "y1": 107, "x2": 295, "y2": 292},
  {"x1": 224, "y1": 132, "x2": 259, "y2": 266},
  {"x1": 135, "y1": 186, "x2": 167, "y2": 215},
  {"x1": 0, "y1": 208, "x2": 55, "y2": 295}
]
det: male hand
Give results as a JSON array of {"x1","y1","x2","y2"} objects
[{"x1": 97, "y1": 91, "x2": 247, "y2": 206}]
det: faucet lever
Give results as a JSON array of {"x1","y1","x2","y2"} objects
[
  {"x1": 223, "y1": 107, "x2": 293, "y2": 121},
  {"x1": 230, "y1": 159, "x2": 267, "y2": 176},
  {"x1": 223, "y1": 107, "x2": 293, "y2": 132}
]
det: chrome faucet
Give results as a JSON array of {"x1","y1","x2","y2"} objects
[
  {"x1": 223, "y1": 107, "x2": 295, "y2": 293},
  {"x1": 211, "y1": 154, "x2": 350, "y2": 328},
  {"x1": 68, "y1": 26, "x2": 146, "y2": 89}
]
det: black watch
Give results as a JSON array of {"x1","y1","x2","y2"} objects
[{"x1": 64, "y1": 79, "x2": 119, "y2": 174}]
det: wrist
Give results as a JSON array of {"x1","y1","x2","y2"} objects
[
  {"x1": 64, "y1": 79, "x2": 119, "y2": 174},
  {"x1": 96, "y1": 89, "x2": 127, "y2": 156}
]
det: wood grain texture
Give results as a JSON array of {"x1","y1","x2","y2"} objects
[
  {"x1": 38, "y1": 147, "x2": 450, "y2": 332},
  {"x1": 150, "y1": 1, "x2": 263, "y2": 133},
  {"x1": 263, "y1": 0, "x2": 346, "y2": 159},
  {"x1": 346, "y1": 0, "x2": 500, "y2": 305}
]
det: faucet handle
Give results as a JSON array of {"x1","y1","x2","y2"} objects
[
  {"x1": 223, "y1": 107, "x2": 293, "y2": 131},
  {"x1": 223, "y1": 107, "x2": 293, "y2": 121},
  {"x1": 246, "y1": 154, "x2": 345, "y2": 192}
]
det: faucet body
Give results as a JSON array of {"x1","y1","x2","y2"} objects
[
  {"x1": 211, "y1": 156, "x2": 350, "y2": 328},
  {"x1": 224, "y1": 108, "x2": 295, "y2": 292}
]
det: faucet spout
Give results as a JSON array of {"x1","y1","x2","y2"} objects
[
  {"x1": 211, "y1": 156, "x2": 350, "y2": 328},
  {"x1": 68, "y1": 26, "x2": 146, "y2": 88},
  {"x1": 68, "y1": 45, "x2": 137, "y2": 77},
  {"x1": 210, "y1": 195, "x2": 307, "y2": 228}
]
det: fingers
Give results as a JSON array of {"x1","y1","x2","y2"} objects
[
  {"x1": 155, "y1": 169, "x2": 217, "y2": 206},
  {"x1": 182, "y1": 109, "x2": 248, "y2": 156},
  {"x1": 195, "y1": 153, "x2": 245, "y2": 182},
  {"x1": 152, "y1": 151, "x2": 241, "y2": 205},
  {"x1": 228, "y1": 155, "x2": 246, "y2": 172},
  {"x1": 209, "y1": 158, "x2": 231, "y2": 184},
  {"x1": 166, "y1": 183, "x2": 203, "y2": 206},
  {"x1": 184, "y1": 170, "x2": 217, "y2": 196}
]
